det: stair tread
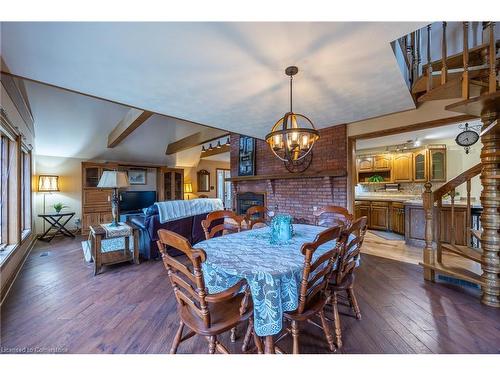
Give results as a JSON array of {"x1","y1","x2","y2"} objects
[
  {"x1": 422, "y1": 40, "x2": 500, "y2": 71},
  {"x1": 419, "y1": 260, "x2": 485, "y2": 287},
  {"x1": 441, "y1": 243, "x2": 482, "y2": 263}
]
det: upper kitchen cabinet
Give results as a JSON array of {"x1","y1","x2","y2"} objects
[
  {"x1": 392, "y1": 153, "x2": 413, "y2": 182},
  {"x1": 357, "y1": 156, "x2": 373, "y2": 172},
  {"x1": 429, "y1": 146, "x2": 447, "y2": 182},
  {"x1": 373, "y1": 154, "x2": 392, "y2": 171},
  {"x1": 413, "y1": 149, "x2": 428, "y2": 182}
]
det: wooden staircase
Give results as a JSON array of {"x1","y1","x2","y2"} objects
[
  {"x1": 419, "y1": 163, "x2": 486, "y2": 288},
  {"x1": 401, "y1": 22, "x2": 499, "y2": 104},
  {"x1": 402, "y1": 22, "x2": 500, "y2": 307}
]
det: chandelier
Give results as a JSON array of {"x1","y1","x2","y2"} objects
[{"x1": 265, "y1": 66, "x2": 319, "y2": 164}]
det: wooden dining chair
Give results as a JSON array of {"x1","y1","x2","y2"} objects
[
  {"x1": 313, "y1": 206, "x2": 354, "y2": 228},
  {"x1": 157, "y1": 229, "x2": 261, "y2": 354},
  {"x1": 245, "y1": 205, "x2": 268, "y2": 229},
  {"x1": 274, "y1": 225, "x2": 343, "y2": 354},
  {"x1": 201, "y1": 210, "x2": 243, "y2": 240},
  {"x1": 328, "y1": 216, "x2": 368, "y2": 349}
]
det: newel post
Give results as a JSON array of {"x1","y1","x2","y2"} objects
[
  {"x1": 423, "y1": 181, "x2": 435, "y2": 281},
  {"x1": 479, "y1": 110, "x2": 500, "y2": 307}
]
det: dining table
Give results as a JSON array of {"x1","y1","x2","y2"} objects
[{"x1": 197, "y1": 223, "x2": 350, "y2": 354}]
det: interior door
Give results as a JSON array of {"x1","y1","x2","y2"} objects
[{"x1": 217, "y1": 169, "x2": 232, "y2": 209}]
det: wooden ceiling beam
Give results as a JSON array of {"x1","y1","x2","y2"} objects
[
  {"x1": 200, "y1": 143, "x2": 230, "y2": 158},
  {"x1": 165, "y1": 128, "x2": 229, "y2": 155},
  {"x1": 107, "y1": 108, "x2": 154, "y2": 148}
]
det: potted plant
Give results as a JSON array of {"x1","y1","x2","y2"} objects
[{"x1": 52, "y1": 202, "x2": 68, "y2": 213}]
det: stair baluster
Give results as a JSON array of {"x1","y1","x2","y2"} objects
[
  {"x1": 489, "y1": 22, "x2": 496, "y2": 93},
  {"x1": 466, "y1": 179, "x2": 472, "y2": 247},
  {"x1": 436, "y1": 198, "x2": 443, "y2": 263},
  {"x1": 441, "y1": 21, "x2": 448, "y2": 84},
  {"x1": 450, "y1": 188, "x2": 456, "y2": 246},
  {"x1": 426, "y1": 24, "x2": 432, "y2": 92},
  {"x1": 422, "y1": 182, "x2": 435, "y2": 281},
  {"x1": 462, "y1": 22, "x2": 469, "y2": 99}
]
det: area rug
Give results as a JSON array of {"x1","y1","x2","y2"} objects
[
  {"x1": 369, "y1": 230, "x2": 404, "y2": 241},
  {"x1": 81, "y1": 236, "x2": 135, "y2": 263}
]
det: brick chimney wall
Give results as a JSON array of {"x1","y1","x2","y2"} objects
[{"x1": 230, "y1": 124, "x2": 348, "y2": 223}]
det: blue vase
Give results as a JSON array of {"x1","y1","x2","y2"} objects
[{"x1": 270, "y1": 214, "x2": 293, "y2": 244}]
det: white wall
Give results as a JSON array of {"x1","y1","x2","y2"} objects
[
  {"x1": 347, "y1": 99, "x2": 467, "y2": 138},
  {"x1": 34, "y1": 155, "x2": 84, "y2": 234},
  {"x1": 184, "y1": 159, "x2": 230, "y2": 199}
]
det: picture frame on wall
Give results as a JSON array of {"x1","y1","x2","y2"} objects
[
  {"x1": 128, "y1": 168, "x2": 147, "y2": 185},
  {"x1": 238, "y1": 136, "x2": 256, "y2": 176}
]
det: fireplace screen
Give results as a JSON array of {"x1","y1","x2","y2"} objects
[{"x1": 236, "y1": 192, "x2": 265, "y2": 215}]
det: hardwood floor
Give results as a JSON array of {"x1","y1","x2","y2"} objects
[
  {"x1": 0, "y1": 235, "x2": 499, "y2": 354},
  {"x1": 363, "y1": 231, "x2": 482, "y2": 274}
]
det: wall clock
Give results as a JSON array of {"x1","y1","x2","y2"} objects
[{"x1": 455, "y1": 123, "x2": 479, "y2": 154}]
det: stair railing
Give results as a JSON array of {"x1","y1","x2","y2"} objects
[
  {"x1": 395, "y1": 21, "x2": 498, "y2": 100},
  {"x1": 422, "y1": 163, "x2": 482, "y2": 270}
]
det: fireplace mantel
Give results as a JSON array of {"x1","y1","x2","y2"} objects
[
  {"x1": 226, "y1": 169, "x2": 346, "y2": 183},
  {"x1": 227, "y1": 169, "x2": 346, "y2": 195}
]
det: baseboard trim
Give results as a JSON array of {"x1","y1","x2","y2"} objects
[{"x1": 0, "y1": 234, "x2": 37, "y2": 306}]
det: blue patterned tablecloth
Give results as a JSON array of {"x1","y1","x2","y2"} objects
[{"x1": 198, "y1": 224, "x2": 342, "y2": 336}]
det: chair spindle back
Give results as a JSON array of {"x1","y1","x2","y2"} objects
[
  {"x1": 201, "y1": 210, "x2": 242, "y2": 239},
  {"x1": 313, "y1": 206, "x2": 353, "y2": 228},
  {"x1": 157, "y1": 229, "x2": 212, "y2": 328},
  {"x1": 333, "y1": 216, "x2": 368, "y2": 286},
  {"x1": 297, "y1": 225, "x2": 343, "y2": 314}
]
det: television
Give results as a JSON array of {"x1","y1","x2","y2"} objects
[{"x1": 119, "y1": 191, "x2": 156, "y2": 213}]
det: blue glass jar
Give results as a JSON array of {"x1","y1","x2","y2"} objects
[{"x1": 270, "y1": 214, "x2": 293, "y2": 244}]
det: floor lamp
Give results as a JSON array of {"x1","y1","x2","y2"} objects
[{"x1": 38, "y1": 175, "x2": 60, "y2": 232}]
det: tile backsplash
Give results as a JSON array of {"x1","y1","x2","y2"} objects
[{"x1": 355, "y1": 181, "x2": 445, "y2": 197}]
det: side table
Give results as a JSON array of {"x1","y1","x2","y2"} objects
[
  {"x1": 38, "y1": 212, "x2": 76, "y2": 242},
  {"x1": 90, "y1": 223, "x2": 140, "y2": 275}
]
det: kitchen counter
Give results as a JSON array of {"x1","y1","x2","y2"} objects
[
  {"x1": 355, "y1": 196, "x2": 482, "y2": 208},
  {"x1": 354, "y1": 196, "x2": 482, "y2": 247},
  {"x1": 355, "y1": 195, "x2": 420, "y2": 203}
]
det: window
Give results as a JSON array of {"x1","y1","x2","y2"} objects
[
  {"x1": 0, "y1": 135, "x2": 7, "y2": 247},
  {"x1": 21, "y1": 150, "x2": 32, "y2": 235}
]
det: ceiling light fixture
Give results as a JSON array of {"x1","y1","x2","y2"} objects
[
  {"x1": 217, "y1": 140, "x2": 222, "y2": 149},
  {"x1": 208, "y1": 143, "x2": 213, "y2": 151},
  {"x1": 201, "y1": 145, "x2": 206, "y2": 153},
  {"x1": 265, "y1": 66, "x2": 319, "y2": 164},
  {"x1": 225, "y1": 137, "x2": 230, "y2": 146}
]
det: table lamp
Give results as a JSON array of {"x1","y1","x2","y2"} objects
[
  {"x1": 184, "y1": 182, "x2": 193, "y2": 200},
  {"x1": 97, "y1": 171, "x2": 130, "y2": 227},
  {"x1": 38, "y1": 175, "x2": 60, "y2": 232}
]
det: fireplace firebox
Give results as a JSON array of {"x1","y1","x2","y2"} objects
[{"x1": 236, "y1": 192, "x2": 265, "y2": 215}]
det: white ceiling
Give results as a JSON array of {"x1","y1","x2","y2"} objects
[
  {"x1": 1, "y1": 22, "x2": 423, "y2": 141},
  {"x1": 356, "y1": 119, "x2": 483, "y2": 150},
  {"x1": 23, "y1": 80, "x2": 203, "y2": 165}
]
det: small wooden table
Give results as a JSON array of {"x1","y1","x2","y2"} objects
[
  {"x1": 38, "y1": 212, "x2": 76, "y2": 242},
  {"x1": 90, "y1": 223, "x2": 140, "y2": 275}
]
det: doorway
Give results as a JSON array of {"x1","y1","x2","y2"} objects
[{"x1": 216, "y1": 168, "x2": 232, "y2": 209}]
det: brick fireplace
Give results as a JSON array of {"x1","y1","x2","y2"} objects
[{"x1": 230, "y1": 124, "x2": 347, "y2": 223}]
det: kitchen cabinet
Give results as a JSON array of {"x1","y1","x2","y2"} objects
[
  {"x1": 373, "y1": 154, "x2": 392, "y2": 171},
  {"x1": 413, "y1": 149, "x2": 428, "y2": 182},
  {"x1": 370, "y1": 201, "x2": 390, "y2": 230},
  {"x1": 356, "y1": 200, "x2": 405, "y2": 234},
  {"x1": 429, "y1": 147, "x2": 447, "y2": 182},
  {"x1": 355, "y1": 201, "x2": 371, "y2": 228},
  {"x1": 392, "y1": 153, "x2": 413, "y2": 182},
  {"x1": 357, "y1": 156, "x2": 373, "y2": 172},
  {"x1": 391, "y1": 202, "x2": 405, "y2": 235}
]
